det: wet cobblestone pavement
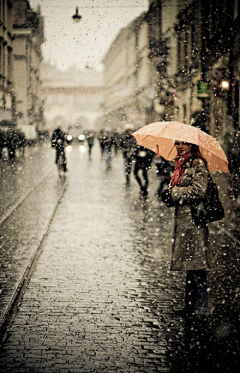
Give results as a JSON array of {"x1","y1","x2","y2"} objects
[
  {"x1": 0, "y1": 145, "x2": 54, "y2": 218},
  {"x1": 0, "y1": 143, "x2": 240, "y2": 372}
]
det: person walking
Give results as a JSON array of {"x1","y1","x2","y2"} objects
[
  {"x1": 0, "y1": 130, "x2": 5, "y2": 159},
  {"x1": 7, "y1": 129, "x2": 18, "y2": 162},
  {"x1": 102, "y1": 131, "x2": 113, "y2": 169},
  {"x1": 161, "y1": 140, "x2": 210, "y2": 318},
  {"x1": 98, "y1": 130, "x2": 105, "y2": 159},
  {"x1": 51, "y1": 127, "x2": 67, "y2": 172},
  {"x1": 133, "y1": 145, "x2": 154, "y2": 196},
  {"x1": 120, "y1": 128, "x2": 136, "y2": 186},
  {"x1": 86, "y1": 131, "x2": 95, "y2": 159}
]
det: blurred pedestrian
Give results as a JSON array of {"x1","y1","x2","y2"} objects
[
  {"x1": 98, "y1": 130, "x2": 105, "y2": 158},
  {"x1": 16, "y1": 130, "x2": 26, "y2": 157},
  {"x1": 120, "y1": 128, "x2": 136, "y2": 186},
  {"x1": 133, "y1": 145, "x2": 154, "y2": 196},
  {"x1": 112, "y1": 130, "x2": 120, "y2": 155},
  {"x1": 7, "y1": 129, "x2": 19, "y2": 161},
  {"x1": 0, "y1": 130, "x2": 5, "y2": 159},
  {"x1": 161, "y1": 141, "x2": 210, "y2": 318},
  {"x1": 155, "y1": 156, "x2": 174, "y2": 197},
  {"x1": 86, "y1": 131, "x2": 95, "y2": 159},
  {"x1": 102, "y1": 131, "x2": 113, "y2": 169},
  {"x1": 51, "y1": 127, "x2": 67, "y2": 172}
]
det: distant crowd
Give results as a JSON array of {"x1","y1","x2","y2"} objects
[
  {"x1": 0, "y1": 121, "x2": 174, "y2": 198},
  {"x1": 96, "y1": 127, "x2": 174, "y2": 196},
  {"x1": 0, "y1": 120, "x2": 49, "y2": 162},
  {"x1": 50, "y1": 125, "x2": 175, "y2": 196},
  {"x1": 0, "y1": 127, "x2": 26, "y2": 161}
]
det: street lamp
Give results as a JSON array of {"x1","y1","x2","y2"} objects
[
  {"x1": 220, "y1": 79, "x2": 230, "y2": 91},
  {"x1": 72, "y1": 7, "x2": 82, "y2": 22}
]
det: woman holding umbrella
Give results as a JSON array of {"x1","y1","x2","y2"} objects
[
  {"x1": 162, "y1": 140, "x2": 210, "y2": 317},
  {"x1": 133, "y1": 121, "x2": 229, "y2": 318}
]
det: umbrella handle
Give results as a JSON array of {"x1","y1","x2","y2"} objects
[{"x1": 156, "y1": 144, "x2": 160, "y2": 158}]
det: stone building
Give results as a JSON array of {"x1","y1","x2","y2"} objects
[
  {"x1": 102, "y1": 12, "x2": 150, "y2": 130},
  {"x1": 0, "y1": 0, "x2": 15, "y2": 123},
  {"x1": 11, "y1": 0, "x2": 44, "y2": 142},
  {"x1": 200, "y1": 0, "x2": 240, "y2": 140},
  {"x1": 40, "y1": 62, "x2": 104, "y2": 133},
  {"x1": 147, "y1": 0, "x2": 239, "y2": 144},
  {"x1": 147, "y1": 0, "x2": 179, "y2": 122},
  {"x1": 174, "y1": 0, "x2": 204, "y2": 127}
]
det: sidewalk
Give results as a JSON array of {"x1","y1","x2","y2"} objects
[
  {"x1": 212, "y1": 171, "x2": 240, "y2": 243},
  {"x1": 0, "y1": 143, "x2": 66, "y2": 327},
  {"x1": 0, "y1": 144, "x2": 240, "y2": 372}
]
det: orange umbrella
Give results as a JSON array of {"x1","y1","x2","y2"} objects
[{"x1": 132, "y1": 121, "x2": 229, "y2": 173}]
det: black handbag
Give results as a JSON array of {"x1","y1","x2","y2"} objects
[
  {"x1": 161, "y1": 187, "x2": 175, "y2": 207},
  {"x1": 191, "y1": 173, "x2": 225, "y2": 225}
]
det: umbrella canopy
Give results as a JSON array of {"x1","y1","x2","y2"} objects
[{"x1": 132, "y1": 121, "x2": 229, "y2": 173}]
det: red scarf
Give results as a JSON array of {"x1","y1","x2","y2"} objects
[{"x1": 171, "y1": 152, "x2": 192, "y2": 188}]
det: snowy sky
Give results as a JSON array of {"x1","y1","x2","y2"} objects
[{"x1": 29, "y1": 0, "x2": 148, "y2": 71}]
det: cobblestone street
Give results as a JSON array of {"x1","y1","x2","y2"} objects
[{"x1": 0, "y1": 143, "x2": 240, "y2": 372}]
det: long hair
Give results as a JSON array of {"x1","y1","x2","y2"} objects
[
  {"x1": 190, "y1": 144, "x2": 202, "y2": 157},
  {"x1": 190, "y1": 144, "x2": 208, "y2": 167}
]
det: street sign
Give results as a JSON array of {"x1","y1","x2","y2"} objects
[{"x1": 197, "y1": 81, "x2": 210, "y2": 99}]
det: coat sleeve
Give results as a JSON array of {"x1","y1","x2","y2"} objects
[{"x1": 171, "y1": 158, "x2": 208, "y2": 203}]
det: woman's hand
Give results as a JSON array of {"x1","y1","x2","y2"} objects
[{"x1": 161, "y1": 188, "x2": 175, "y2": 207}]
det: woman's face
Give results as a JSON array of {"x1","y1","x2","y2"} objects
[{"x1": 175, "y1": 141, "x2": 191, "y2": 156}]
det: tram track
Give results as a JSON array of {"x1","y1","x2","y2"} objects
[
  {"x1": 0, "y1": 168, "x2": 54, "y2": 228},
  {"x1": 0, "y1": 170, "x2": 68, "y2": 333}
]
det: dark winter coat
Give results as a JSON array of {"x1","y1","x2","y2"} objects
[
  {"x1": 170, "y1": 158, "x2": 210, "y2": 271},
  {"x1": 134, "y1": 146, "x2": 154, "y2": 169},
  {"x1": 121, "y1": 134, "x2": 136, "y2": 159},
  {"x1": 51, "y1": 129, "x2": 65, "y2": 151}
]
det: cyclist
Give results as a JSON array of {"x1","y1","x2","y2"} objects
[{"x1": 51, "y1": 127, "x2": 67, "y2": 172}]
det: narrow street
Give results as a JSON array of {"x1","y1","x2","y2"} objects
[{"x1": 0, "y1": 143, "x2": 240, "y2": 372}]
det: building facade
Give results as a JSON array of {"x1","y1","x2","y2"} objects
[
  {"x1": 146, "y1": 0, "x2": 240, "y2": 145},
  {"x1": 147, "y1": 0, "x2": 179, "y2": 122},
  {"x1": 102, "y1": 13, "x2": 150, "y2": 130},
  {"x1": 12, "y1": 0, "x2": 44, "y2": 141},
  {"x1": 40, "y1": 63, "x2": 104, "y2": 133},
  {"x1": 0, "y1": 0, "x2": 15, "y2": 123},
  {"x1": 200, "y1": 0, "x2": 240, "y2": 140}
]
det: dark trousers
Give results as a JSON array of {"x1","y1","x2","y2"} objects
[
  {"x1": 124, "y1": 157, "x2": 133, "y2": 183},
  {"x1": 56, "y1": 150, "x2": 67, "y2": 172},
  {"x1": 134, "y1": 164, "x2": 149, "y2": 189},
  {"x1": 185, "y1": 270, "x2": 208, "y2": 314},
  {"x1": 8, "y1": 146, "x2": 16, "y2": 161}
]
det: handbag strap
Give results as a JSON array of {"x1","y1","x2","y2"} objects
[
  {"x1": 189, "y1": 157, "x2": 214, "y2": 195},
  {"x1": 189, "y1": 156, "x2": 211, "y2": 177}
]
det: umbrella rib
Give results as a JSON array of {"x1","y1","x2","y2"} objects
[
  {"x1": 166, "y1": 143, "x2": 175, "y2": 159},
  {"x1": 135, "y1": 134, "x2": 149, "y2": 144}
]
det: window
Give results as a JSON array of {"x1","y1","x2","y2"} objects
[
  {"x1": 2, "y1": 0, "x2": 5, "y2": 26},
  {"x1": 234, "y1": 0, "x2": 239, "y2": 19},
  {"x1": 177, "y1": 32, "x2": 181, "y2": 72},
  {"x1": 7, "y1": 49, "x2": 11, "y2": 81}
]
